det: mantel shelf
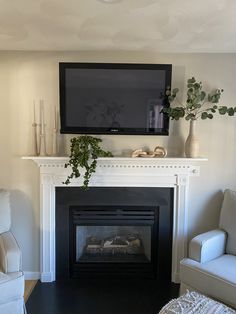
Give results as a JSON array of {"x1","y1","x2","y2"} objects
[{"x1": 22, "y1": 156, "x2": 208, "y2": 162}]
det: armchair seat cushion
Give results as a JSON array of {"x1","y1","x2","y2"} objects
[
  {"x1": 180, "y1": 255, "x2": 236, "y2": 308},
  {"x1": 0, "y1": 271, "x2": 24, "y2": 305}
]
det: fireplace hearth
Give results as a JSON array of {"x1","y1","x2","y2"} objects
[{"x1": 56, "y1": 187, "x2": 173, "y2": 281}]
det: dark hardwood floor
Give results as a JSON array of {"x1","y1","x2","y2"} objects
[{"x1": 26, "y1": 280, "x2": 179, "y2": 314}]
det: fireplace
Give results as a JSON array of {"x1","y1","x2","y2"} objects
[
  {"x1": 23, "y1": 156, "x2": 205, "y2": 282},
  {"x1": 56, "y1": 187, "x2": 173, "y2": 281}
]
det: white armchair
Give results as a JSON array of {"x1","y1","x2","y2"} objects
[
  {"x1": 180, "y1": 189, "x2": 236, "y2": 309},
  {"x1": 0, "y1": 190, "x2": 25, "y2": 314}
]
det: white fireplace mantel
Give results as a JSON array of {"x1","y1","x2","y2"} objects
[{"x1": 23, "y1": 156, "x2": 207, "y2": 283}]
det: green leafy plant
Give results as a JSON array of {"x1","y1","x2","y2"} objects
[
  {"x1": 64, "y1": 135, "x2": 113, "y2": 189},
  {"x1": 162, "y1": 77, "x2": 236, "y2": 120}
]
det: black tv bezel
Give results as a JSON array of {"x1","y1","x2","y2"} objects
[{"x1": 59, "y1": 62, "x2": 172, "y2": 135}]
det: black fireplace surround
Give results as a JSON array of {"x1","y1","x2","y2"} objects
[{"x1": 56, "y1": 187, "x2": 173, "y2": 281}]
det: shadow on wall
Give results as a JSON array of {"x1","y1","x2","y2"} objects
[
  {"x1": 9, "y1": 189, "x2": 39, "y2": 272},
  {"x1": 189, "y1": 189, "x2": 224, "y2": 240},
  {"x1": 167, "y1": 120, "x2": 185, "y2": 157}
]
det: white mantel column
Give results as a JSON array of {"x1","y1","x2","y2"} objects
[
  {"x1": 172, "y1": 174, "x2": 190, "y2": 279},
  {"x1": 40, "y1": 174, "x2": 56, "y2": 282}
]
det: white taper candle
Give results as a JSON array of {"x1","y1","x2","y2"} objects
[
  {"x1": 32, "y1": 99, "x2": 38, "y2": 156},
  {"x1": 33, "y1": 100, "x2": 36, "y2": 124},
  {"x1": 54, "y1": 106, "x2": 57, "y2": 130},
  {"x1": 40, "y1": 99, "x2": 45, "y2": 134}
]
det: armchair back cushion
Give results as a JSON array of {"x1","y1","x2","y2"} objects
[
  {"x1": 0, "y1": 190, "x2": 11, "y2": 234},
  {"x1": 219, "y1": 189, "x2": 236, "y2": 255}
]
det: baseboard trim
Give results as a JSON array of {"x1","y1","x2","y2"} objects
[
  {"x1": 24, "y1": 271, "x2": 41, "y2": 280},
  {"x1": 172, "y1": 272, "x2": 180, "y2": 284},
  {"x1": 41, "y1": 272, "x2": 54, "y2": 282}
]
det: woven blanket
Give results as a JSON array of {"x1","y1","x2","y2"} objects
[{"x1": 159, "y1": 291, "x2": 236, "y2": 314}]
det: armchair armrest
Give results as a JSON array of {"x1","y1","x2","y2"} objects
[
  {"x1": 189, "y1": 229, "x2": 227, "y2": 263},
  {"x1": 0, "y1": 231, "x2": 22, "y2": 273}
]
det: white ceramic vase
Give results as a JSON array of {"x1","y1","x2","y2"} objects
[{"x1": 185, "y1": 119, "x2": 199, "y2": 158}]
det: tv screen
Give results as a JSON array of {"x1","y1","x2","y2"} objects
[{"x1": 59, "y1": 63, "x2": 172, "y2": 135}]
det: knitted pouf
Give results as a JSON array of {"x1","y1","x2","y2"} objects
[{"x1": 159, "y1": 291, "x2": 236, "y2": 314}]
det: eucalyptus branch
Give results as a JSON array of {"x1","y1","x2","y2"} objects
[
  {"x1": 162, "y1": 77, "x2": 236, "y2": 121},
  {"x1": 195, "y1": 106, "x2": 216, "y2": 117},
  {"x1": 195, "y1": 100, "x2": 208, "y2": 115}
]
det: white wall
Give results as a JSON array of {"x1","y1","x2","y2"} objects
[{"x1": 0, "y1": 51, "x2": 236, "y2": 273}]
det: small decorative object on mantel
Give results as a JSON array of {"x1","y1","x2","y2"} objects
[
  {"x1": 64, "y1": 135, "x2": 113, "y2": 189},
  {"x1": 154, "y1": 146, "x2": 167, "y2": 157},
  {"x1": 38, "y1": 99, "x2": 47, "y2": 156},
  {"x1": 131, "y1": 146, "x2": 167, "y2": 158},
  {"x1": 32, "y1": 100, "x2": 38, "y2": 156},
  {"x1": 32, "y1": 100, "x2": 58, "y2": 156},
  {"x1": 131, "y1": 149, "x2": 147, "y2": 158},
  {"x1": 162, "y1": 77, "x2": 236, "y2": 158},
  {"x1": 51, "y1": 106, "x2": 58, "y2": 156}
]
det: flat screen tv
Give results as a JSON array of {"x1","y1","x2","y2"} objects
[{"x1": 59, "y1": 62, "x2": 172, "y2": 135}]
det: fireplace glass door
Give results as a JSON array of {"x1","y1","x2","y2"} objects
[{"x1": 76, "y1": 225, "x2": 151, "y2": 263}]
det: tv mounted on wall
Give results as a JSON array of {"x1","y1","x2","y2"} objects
[{"x1": 59, "y1": 62, "x2": 172, "y2": 135}]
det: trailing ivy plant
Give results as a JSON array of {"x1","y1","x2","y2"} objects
[
  {"x1": 162, "y1": 77, "x2": 236, "y2": 120},
  {"x1": 64, "y1": 136, "x2": 113, "y2": 189}
]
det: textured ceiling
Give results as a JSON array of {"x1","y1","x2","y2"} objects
[{"x1": 0, "y1": 0, "x2": 235, "y2": 52}]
